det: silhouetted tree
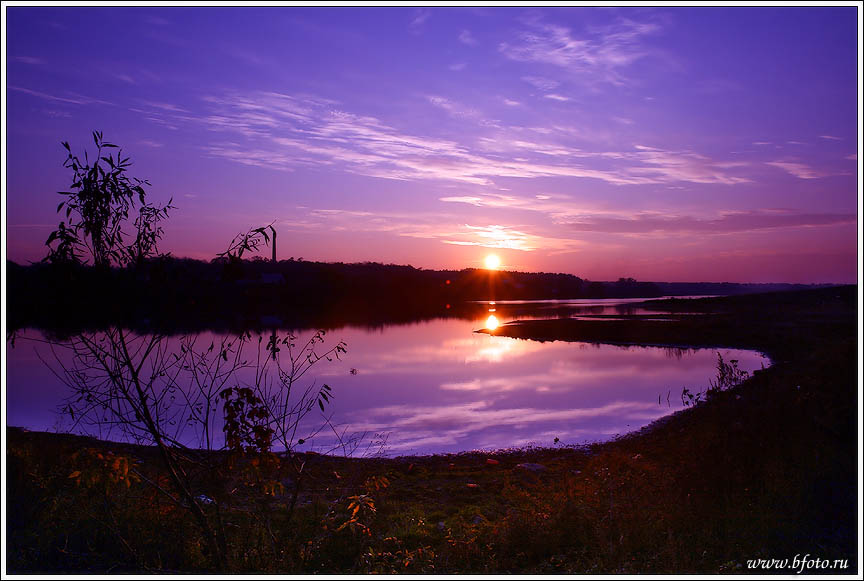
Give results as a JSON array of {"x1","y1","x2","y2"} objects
[
  {"x1": 48, "y1": 328, "x2": 346, "y2": 570},
  {"x1": 38, "y1": 135, "x2": 349, "y2": 570},
  {"x1": 45, "y1": 131, "x2": 174, "y2": 268}
]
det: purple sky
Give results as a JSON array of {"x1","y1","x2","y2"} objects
[{"x1": 4, "y1": 6, "x2": 859, "y2": 282}]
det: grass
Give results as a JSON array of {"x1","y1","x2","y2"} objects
[{"x1": 5, "y1": 286, "x2": 858, "y2": 574}]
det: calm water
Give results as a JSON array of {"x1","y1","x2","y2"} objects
[{"x1": 5, "y1": 298, "x2": 768, "y2": 456}]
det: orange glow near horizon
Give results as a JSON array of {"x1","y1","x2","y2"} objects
[{"x1": 484, "y1": 254, "x2": 502, "y2": 270}]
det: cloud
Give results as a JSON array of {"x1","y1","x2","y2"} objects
[
  {"x1": 441, "y1": 224, "x2": 541, "y2": 251},
  {"x1": 8, "y1": 86, "x2": 114, "y2": 107},
  {"x1": 144, "y1": 90, "x2": 753, "y2": 188},
  {"x1": 427, "y1": 95, "x2": 483, "y2": 120},
  {"x1": 543, "y1": 93, "x2": 571, "y2": 102},
  {"x1": 439, "y1": 192, "x2": 583, "y2": 221},
  {"x1": 819, "y1": 135, "x2": 842, "y2": 141},
  {"x1": 448, "y1": 62, "x2": 467, "y2": 71},
  {"x1": 521, "y1": 75, "x2": 560, "y2": 91},
  {"x1": 202, "y1": 143, "x2": 301, "y2": 171},
  {"x1": 141, "y1": 100, "x2": 189, "y2": 113},
  {"x1": 629, "y1": 145, "x2": 751, "y2": 185},
  {"x1": 459, "y1": 29, "x2": 478, "y2": 46},
  {"x1": 501, "y1": 17, "x2": 661, "y2": 86},
  {"x1": 11, "y1": 56, "x2": 44, "y2": 65},
  {"x1": 281, "y1": 206, "x2": 585, "y2": 254},
  {"x1": 501, "y1": 98, "x2": 522, "y2": 107},
  {"x1": 409, "y1": 9, "x2": 430, "y2": 33},
  {"x1": 439, "y1": 193, "x2": 855, "y2": 237},
  {"x1": 562, "y1": 209, "x2": 856, "y2": 235},
  {"x1": 766, "y1": 161, "x2": 827, "y2": 179},
  {"x1": 143, "y1": 15, "x2": 172, "y2": 26}
]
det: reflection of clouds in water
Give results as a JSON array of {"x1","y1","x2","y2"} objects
[
  {"x1": 463, "y1": 336, "x2": 535, "y2": 364},
  {"x1": 316, "y1": 333, "x2": 545, "y2": 374},
  {"x1": 329, "y1": 399, "x2": 666, "y2": 454},
  {"x1": 8, "y1": 319, "x2": 770, "y2": 456},
  {"x1": 299, "y1": 322, "x2": 768, "y2": 454}
]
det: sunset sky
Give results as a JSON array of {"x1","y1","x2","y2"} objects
[{"x1": 4, "y1": 6, "x2": 859, "y2": 283}]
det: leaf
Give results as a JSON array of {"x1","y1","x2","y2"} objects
[
  {"x1": 68, "y1": 471, "x2": 81, "y2": 479},
  {"x1": 318, "y1": 400, "x2": 325, "y2": 412}
]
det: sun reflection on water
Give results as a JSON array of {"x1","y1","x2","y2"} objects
[{"x1": 485, "y1": 314, "x2": 500, "y2": 330}]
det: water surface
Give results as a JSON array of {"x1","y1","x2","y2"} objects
[{"x1": 5, "y1": 299, "x2": 768, "y2": 456}]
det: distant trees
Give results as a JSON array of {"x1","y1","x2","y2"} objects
[{"x1": 45, "y1": 131, "x2": 174, "y2": 268}]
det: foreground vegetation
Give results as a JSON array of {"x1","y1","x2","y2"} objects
[{"x1": 6, "y1": 286, "x2": 857, "y2": 574}]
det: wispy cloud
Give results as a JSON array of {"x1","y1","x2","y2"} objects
[
  {"x1": 440, "y1": 224, "x2": 542, "y2": 251},
  {"x1": 438, "y1": 194, "x2": 854, "y2": 237},
  {"x1": 140, "y1": 90, "x2": 753, "y2": 188},
  {"x1": 202, "y1": 143, "x2": 301, "y2": 171},
  {"x1": 279, "y1": 206, "x2": 584, "y2": 254},
  {"x1": 409, "y1": 9, "x2": 430, "y2": 34},
  {"x1": 8, "y1": 85, "x2": 114, "y2": 106},
  {"x1": 819, "y1": 135, "x2": 842, "y2": 141},
  {"x1": 143, "y1": 15, "x2": 172, "y2": 27},
  {"x1": 111, "y1": 69, "x2": 161, "y2": 85},
  {"x1": 440, "y1": 192, "x2": 583, "y2": 221},
  {"x1": 766, "y1": 160, "x2": 828, "y2": 179},
  {"x1": 11, "y1": 56, "x2": 45, "y2": 65},
  {"x1": 521, "y1": 75, "x2": 560, "y2": 91},
  {"x1": 459, "y1": 29, "x2": 478, "y2": 46},
  {"x1": 141, "y1": 100, "x2": 189, "y2": 113},
  {"x1": 501, "y1": 17, "x2": 661, "y2": 86},
  {"x1": 629, "y1": 145, "x2": 751, "y2": 185},
  {"x1": 427, "y1": 95, "x2": 483, "y2": 121},
  {"x1": 543, "y1": 93, "x2": 571, "y2": 102},
  {"x1": 562, "y1": 209, "x2": 856, "y2": 235}
]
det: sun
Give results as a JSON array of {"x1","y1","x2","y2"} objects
[{"x1": 484, "y1": 254, "x2": 502, "y2": 270}]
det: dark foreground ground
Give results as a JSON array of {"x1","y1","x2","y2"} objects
[{"x1": 6, "y1": 286, "x2": 859, "y2": 574}]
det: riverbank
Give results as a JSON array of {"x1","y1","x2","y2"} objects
[{"x1": 6, "y1": 286, "x2": 859, "y2": 574}]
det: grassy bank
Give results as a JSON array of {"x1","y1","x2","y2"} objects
[{"x1": 5, "y1": 286, "x2": 859, "y2": 574}]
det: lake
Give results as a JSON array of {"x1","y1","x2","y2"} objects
[{"x1": 5, "y1": 297, "x2": 768, "y2": 456}]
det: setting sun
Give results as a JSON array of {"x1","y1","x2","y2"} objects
[
  {"x1": 485, "y1": 314, "x2": 500, "y2": 330},
  {"x1": 484, "y1": 254, "x2": 502, "y2": 270}
]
